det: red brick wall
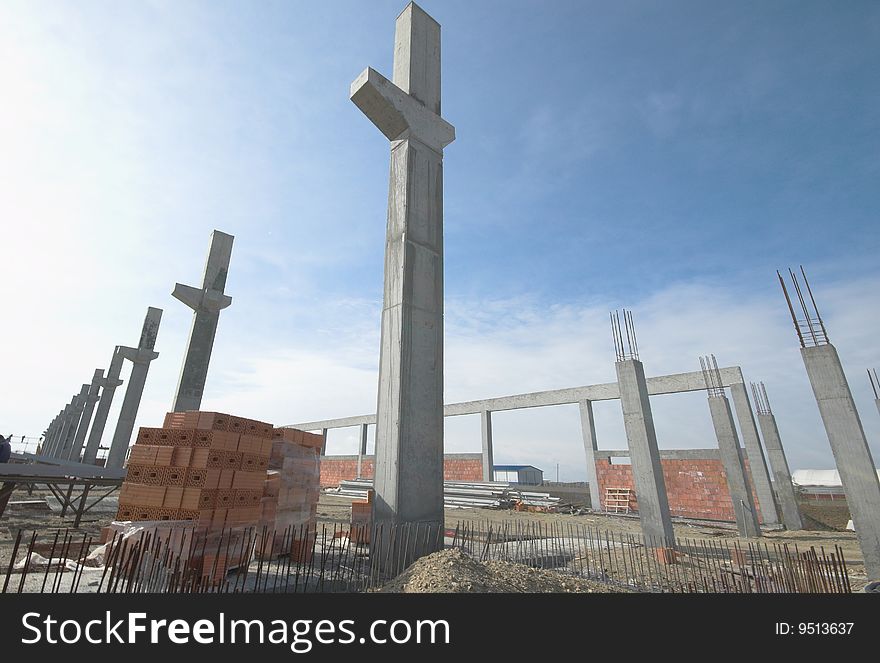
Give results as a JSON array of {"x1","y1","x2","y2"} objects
[
  {"x1": 319, "y1": 454, "x2": 483, "y2": 488},
  {"x1": 595, "y1": 458, "x2": 766, "y2": 524}
]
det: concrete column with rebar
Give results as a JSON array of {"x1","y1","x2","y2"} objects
[
  {"x1": 702, "y1": 357, "x2": 761, "y2": 537},
  {"x1": 730, "y1": 382, "x2": 779, "y2": 526},
  {"x1": 803, "y1": 344, "x2": 880, "y2": 577},
  {"x1": 778, "y1": 266, "x2": 880, "y2": 577},
  {"x1": 752, "y1": 383, "x2": 803, "y2": 530}
]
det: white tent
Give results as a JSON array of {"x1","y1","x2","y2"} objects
[{"x1": 791, "y1": 469, "x2": 880, "y2": 487}]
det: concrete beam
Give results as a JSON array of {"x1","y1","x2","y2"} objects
[
  {"x1": 616, "y1": 359, "x2": 675, "y2": 548},
  {"x1": 107, "y1": 307, "x2": 162, "y2": 469},
  {"x1": 802, "y1": 343, "x2": 880, "y2": 578},
  {"x1": 287, "y1": 366, "x2": 746, "y2": 431},
  {"x1": 708, "y1": 395, "x2": 762, "y2": 537},
  {"x1": 595, "y1": 448, "x2": 721, "y2": 460},
  {"x1": 82, "y1": 347, "x2": 125, "y2": 465},
  {"x1": 730, "y1": 382, "x2": 779, "y2": 526},
  {"x1": 171, "y1": 229, "x2": 234, "y2": 413}
]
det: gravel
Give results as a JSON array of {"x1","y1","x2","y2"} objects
[{"x1": 379, "y1": 548, "x2": 631, "y2": 593}]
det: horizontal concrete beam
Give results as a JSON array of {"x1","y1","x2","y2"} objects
[
  {"x1": 0, "y1": 464, "x2": 126, "y2": 481},
  {"x1": 595, "y1": 448, "x2": 721, "y2": 460},
  {"x1": 287, "y1": 366, "x2": 745, "y2": 431},
  {"x1": 321, "y1": 452, "x2": 482, "y2": 461}
]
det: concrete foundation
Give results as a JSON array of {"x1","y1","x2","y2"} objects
[
  {"x1": 171, "y1": 230, "x2": 234, "y2": 413},
  {"x1": 82, "y1": 348, "x2": 125, "y2": 465},
  {"x1": 707, "y1": 395, "x2": 762, "y2": 537},
  {"x1": 730, "y1": 383, "x2": 779, "y2": 525},
  {"x1": 756, "y1": 411, "x2": 803, "y2": 530},
  {"x1": 481, "y1": 410, "x2": 494, "y2": 482},
  {"x1": 107, "y1": 307, "x2": 162, "y2": 469},
  {"x1": 351, "y1": 2, "x2": 454, "y2": 564},
  {"x1": 802, "y1": 343, "x2": 880, "y2": 578},
  {"x1": 578, "y1": 400, "x2": 602, "y2": 510},
  {"x1": 616, "y1": 359, "x2": 675, "y2": 548}
]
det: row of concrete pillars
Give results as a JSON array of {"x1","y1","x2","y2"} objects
[
  {"x1": 39, "y1": 307, "x2": 162, "y2": 470},
  {"x1": 38, "y1": 230, "x2": 234, "y2": 469}
]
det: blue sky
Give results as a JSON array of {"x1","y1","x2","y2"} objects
[{"x1": 1, "y1": 1, "x2": 878, "y2": 480}]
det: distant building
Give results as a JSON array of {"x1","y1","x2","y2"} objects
[
  {"x1": 493, "y1": 465, "x2": 543, "y2": 486},
  {"x1": 791, "y1": 469, "x2": 880, "y2": 501}
]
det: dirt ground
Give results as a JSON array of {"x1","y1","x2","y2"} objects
[{"x1": 0, "y1": 486, "x2": 868, "y2": 589}]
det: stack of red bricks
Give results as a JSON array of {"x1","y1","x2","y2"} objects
[
  {"x1": 111, "y1": 411, "x2": 275, "y2": 582},
  {"x1": 350, "y1": 490, "x2": 372, "y2": 544},
  {"x1": 255, "y1": 427, "x2": 323, "y2": 560},
  {"x1": 116, "y1": 411, "x2": 273, "y2": 529}
]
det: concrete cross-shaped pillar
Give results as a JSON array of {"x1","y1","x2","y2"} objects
[
  {"x1": 82, "y1": 347, "x2": 125, "y2": 465},
  {"x1": 43, "y1": 399, "x2": 73, "y2": 458},
  {"x1": 107, "y1": 307, "x2": 162, "y2": 469},
  {"x1": 41, "y1": 414, "x2": 60, "y2": 457},
  {"x1": 171, "y1": 230, "x2": 234, "y2": 413},
  {"x1": 58, "y1": 385, "x2": 89, "y2": 459},
  {"x1": 63, "y1": 369, "x2": 105, "y2": 462},
  {"x1": 350, "y1": 2, "x2": 454, "y2": 563}
]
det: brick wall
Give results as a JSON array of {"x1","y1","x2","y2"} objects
[
  {"x1": 320, "y1": 454, "x2": 483, "y2": 487},
  {"x1": 595, "y1": 457, "x2": 766, "y2": 524}
]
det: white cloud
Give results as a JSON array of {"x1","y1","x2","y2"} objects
[{"x1": 22, "y1": 273, "x2": 867, "y2": 482}]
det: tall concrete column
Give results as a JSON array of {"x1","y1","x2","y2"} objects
[
  {"x1": 357, "y1": 423, "x2": 369, "y2": 478},
  {"x1": 48, "y1": 408, "x2": 67, "y2": 457},
  {"x1": 58, "y1": 386, "x2": 89, "y2": 460},
  {"x1": 46, "y1": 404, "x2": 70, "y2": 457},
  {"x1": 480, "y1": 410, "x2": 494, "y2": 481},
  {"x1": 752, "y1": 383, "x2": 803, "y2": 530},
  {"x1": 616, "y1": 359, "x2": 676, "y2": 548},
  {"x1": 730, "y1": 382, "x2": 779, "y2": 526},
  {"x1": 321, "y1": 428, "x2": 328, "y2": 456},
  {"x1": 107, "y1": 307, "x2": 162, "y2": 469},
  {"x1": 65, "y1": 369, "x2": 104, "y2": 462},
  {"x1": 802, "y1": 344, "x2": 880, "y2": 577},
  {"x1": 707, "y1": 395, "x2": 762, "y2": 537},
  {"x1": 41, "y1": 415, "x2": 60, "y2": 456},
  {"x1": 82, "y1": 348, "x2": 125, "y2": 465},
  {"x1": 351, "y1": 2, "x2": 455, "y2": 564},
  {"x1": 578, "y1": 400, "x2": 602, "y2": 511},
  {"x1": 171, "y1": 230, "x2": 234, "y2": 413}
]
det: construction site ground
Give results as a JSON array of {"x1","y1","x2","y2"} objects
[{"x1": 0, "y1": 486, "x2": 869, "y2": 591}]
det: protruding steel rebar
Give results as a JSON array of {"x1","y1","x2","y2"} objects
[
  {"x1": 777, "y1": 266, "x2": 829, "y2": 348},
  {"x1": 611, "y1": 309, "x2": 640, "y2": 361}
]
